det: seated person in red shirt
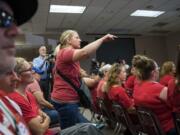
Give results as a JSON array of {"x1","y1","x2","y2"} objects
[
  {"x1": 8, "y1": 57, "x2": 53, "y2": 135},
  {"x1": 105, "y1": 63, "x2": 134, "y2": 111},
  {"x1": 133, "y1": 55, "x2": 176, "y2": 135},
  {"x1": 0, "y1": 0, "x2": 37, "y2": 134},
  {"x1": 9, "y1": 57, "x2": 104, "y2": 135},
  {"x1": 26, "y1": 66, "x2": 60, "y2": 126},
  {"x1": 83, "y1": 73, "x2": 100, "y2": 112},
  {"x1": 168, "y1": 46, "x2": 180, "y2": 112},
  {"x1": 97, "y1": 64, "x2": 112, "y2": 99},
  {"x1": 160, "y1": 61, "x2": 176, "y2": 86},
  {"x1": 124, "y1": 55, "x2": 141, "y2": 97},
  {"x1": 105, "y1": 63, "x2": 135, "y2": 135},
  {"x1": 125, "y1": 67, "x2": 136, "y2": 97}
]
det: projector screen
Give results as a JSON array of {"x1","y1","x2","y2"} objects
[{"x1": 96, "y1": 38, "x2": 135, "y2": 65}]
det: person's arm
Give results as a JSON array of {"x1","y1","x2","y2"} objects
[
  {"x1": 83, "y1": 76, "x2": 100, "y2": 88},
  {"x1": 33, "y1": 91, "x2": 54, "y2": 109},
  {"x1": 28, "y1": 112, "x2": 50, "y2": 135},
  {"x1": 159, "y1": 87, "x2": 168, "y2": 101},
  {"x1": 117, "y1": 87, "x2": 135, "y2": 112},
  {"x1": 73, "y1": 34, "x2": 116, "y2": 61},
  {"x1": 80, "y1": 68, "x2": 89, "y2": 77}
]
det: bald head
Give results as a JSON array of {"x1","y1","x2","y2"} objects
[{"x1": 39, "y1": 46, "x2": 47, "y2": 57}]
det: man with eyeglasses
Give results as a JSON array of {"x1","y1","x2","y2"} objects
[{"x1": 0, "y1": 0, "x2": 38, "y2": 134}]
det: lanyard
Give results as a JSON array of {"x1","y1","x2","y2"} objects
[
  {"x1": 0, "y1": 98, "x2": 19, "y2": 134},
  {"x1": 0, "y1": 100, "x2": 16, "y2": 128}
]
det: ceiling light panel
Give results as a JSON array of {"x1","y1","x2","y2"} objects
[
  {"x1": 50, "y1": 5, "x2": 86, "y2": 13},
  {"x1": 131, "y1": 10, "x2": 165, "y2": 17}
]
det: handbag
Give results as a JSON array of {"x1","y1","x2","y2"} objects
[{"x1": 56, "y1": 69, "x2": 92, "y2": 109}]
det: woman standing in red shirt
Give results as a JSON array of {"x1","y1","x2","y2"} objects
[
  {"x1": 133, "y1": 55, "x2": 176, "y2": 135},
  {"x1": 51, "y1": 30, "x2": 116, "y2": 129},
  {"x1": 160, "y1": 61, "x2": 176, "y2": 86}
]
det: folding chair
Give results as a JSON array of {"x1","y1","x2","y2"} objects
[
  {"x1": 136, "y1": 106, "x2": 166, "y2": 135},
  {"x1": 173, "y1": 112, "x2": 180, "y2": 135},
  {"x1": 97, "y1": 97, "x2": 118, "y2": 134},
  {"x1": 112, "y1": 102, "x2": 141, "y2": 135}
]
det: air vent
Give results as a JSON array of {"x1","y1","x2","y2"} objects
[
  {"x1": 145, "y1": 5, "x2": 154, "y2": 9},
  {"x1": 149, "y1": 30, "x2": 170, "y2": 34},
  {"x1": 153, "y1": 22, "x2": 168, "y2": 27}
]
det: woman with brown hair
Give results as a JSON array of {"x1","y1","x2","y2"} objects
[
  {"x1": 125, "y1": 55, "x2": 143, "y2": 97},
  {"x1": 105, "y1": 63, "x2": 134, "y2": 135},
  {"x1": 160, "y1": 61, "x2": 176, "y2": 86},
  {"x1": 133, "y1": 55, "x2": 176, "y2": 135},
  {"x1": 168, "y1": 45, "x2": 180, "y2": 112},
  {"x1": 105, "y1": 63, "x2": 134, "y2": 110}
]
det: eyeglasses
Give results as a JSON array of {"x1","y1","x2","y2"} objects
[
  {"x1": 19, "y1": 67, "x2": 32, "y2": 74},
  {"x1": 0, "y1": 9, "x2": 15, "y2": 28}
]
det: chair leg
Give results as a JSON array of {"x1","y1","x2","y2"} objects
[
  {"x1": 80, "y1": 108, "x2": 86, "y2": 115},
  {"x1": 113, "y1": 122, "x2": 120, "y2": 135},
  {"x1": 90, "y1": 111, "x2": 95, "y2": 122},
  {"x1": 138, "y1": 132, "x2": 143, "y2": 135},
  {"x1": 116, "y1": 123, "x2": 122, "y2": 135}
]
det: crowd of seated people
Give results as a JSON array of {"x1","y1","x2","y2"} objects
[
  {"x1": 5, "y1": 43, "x2": 179, "y2": 135},
  {"x1": 92, "y1": 47, "x2": 180, "y2": 135},
  {"x1": 2, "y1": 41, "x2": 180, "y2": 135},
  {"x1": 7, "y1": 57, "x2": 104, "y2": 135}
]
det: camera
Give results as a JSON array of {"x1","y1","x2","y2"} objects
[{"x1": 46, "y1": 54, "x2": 54, "y2": 60}]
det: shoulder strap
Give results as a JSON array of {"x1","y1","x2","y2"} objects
[
  {"x1": 56, "y1": 68, "x2": 80, "y2": 92},
  {"x1": 39, "y1": 59, "x2": 47, "y2": 70}
]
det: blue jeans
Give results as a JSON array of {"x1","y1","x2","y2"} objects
[
  {"x1": 43, "y1": 108, "x2": 60, "y2": 125},
  {"x1": 52, "y1": 101, "x2": 89, "y2": 129}
]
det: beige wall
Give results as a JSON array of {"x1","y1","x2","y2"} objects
[
  {"x1": 15, "y1": 33, "x2": 180, "y2": 70},
  {"x1": 15, "y1": 35, "x2": 26, "y2": 45},
  {"x1": 135, "y1": 36, "x2": 167, "y2": 66},
  {"x1": 165, "y1": 32, "x2": 180, "y2": 63}
]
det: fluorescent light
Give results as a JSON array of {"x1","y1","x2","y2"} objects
[
  {"x1": 131, "y1": 10, "x2": 165, "y2": 17},
  {"x1": 50, "y1": 5, "x2": 86, "y2": 13}
]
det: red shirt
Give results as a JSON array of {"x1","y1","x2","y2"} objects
[
  {"x1": 26, "y1": 80, "x2": 42, "y2": 94},
  {"x1": 125, "y1": 75, "x2": 139, "y2": 97},
  {"x1": 90, "y1": 84, "x2": 99, "y2": 111},
  {"x1": 168, "y1": 79, "x2": 180, "y2": 112},
  {"x1": 108, "y1": 86, "x2": 134, "y2": 109},
  {"x1": 125, "y1": 75, "x2": 136, "y2": 90},
  {"x1": 8, "y1": 91, "x2": 52, "y2": 135},
  {"x1": 96, "y1": 80, "x2": 107, "y2": 99},
  {"x1": 0, "y1": 90, "x2": 31, "y2": 135},
  {"x1": 134, "y1": 81, "x2": 174, "y2": 132},
  {"x1": 51, "y1": 48, "x2": 80, "y2": 102},
  {"x1": 160, "y1": 74, "x2": 174, "y2": 86}
]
